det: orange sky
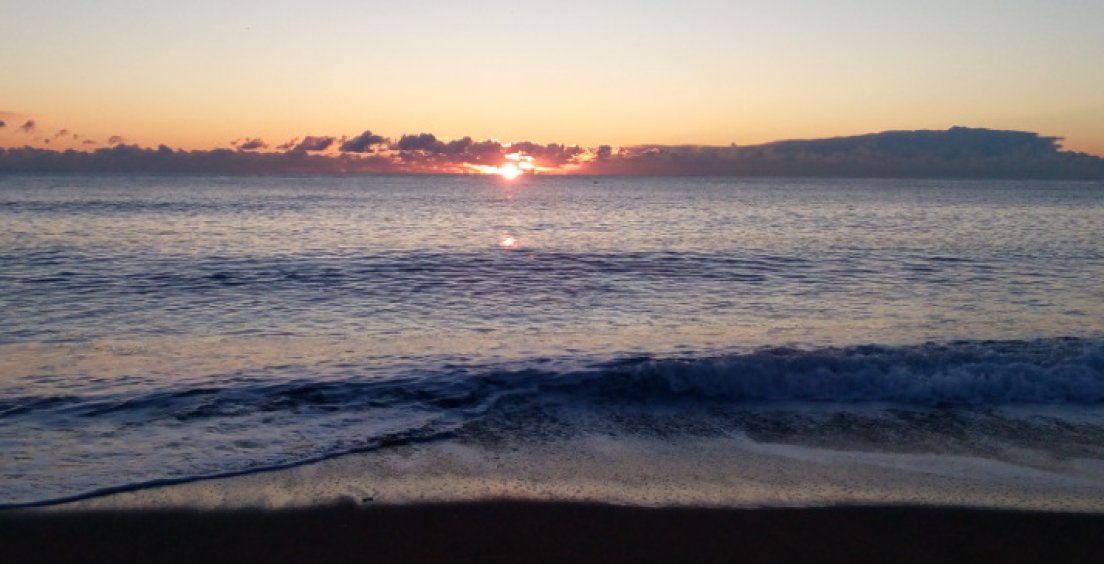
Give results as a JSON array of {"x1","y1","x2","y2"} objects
[{"x1": 2, "y1": 1, "x2": 1102, "y2": 156}]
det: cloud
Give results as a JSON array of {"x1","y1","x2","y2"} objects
[
  {"x1": 18, "y1": 120, "x2": 36, "y2": 133},
  {"x1": 389, "y1": 134, "x2": 505, "y2": 171},
  {"x1": 54, "y1": 129, "x2": 70, "y2": 139},
  {"x1": 0, "y1": 120, "x2": 6, "y2": 129},
  {"x1": 340, "y1": 130, "x2": 386, "y2": 153},
  {"x1": 505, "y1": 142, "x2": 585, "y2": 166},
  {"x1": 0, "y1": 144, "x2": 400, "y2": 174},
  {"x1": 291, "y1": 136, "x2": 334, "y2": 152},
  {"x1": 581, "y1": 127, "x2": 1098, "y2": 178},
  {"x1": 108, "y1": 135, "x2": 126, "y2": 145},
  {"x1": 394, "y1": 133, "x2": 442, "y2": 152},
  {"x1": 237, "y1": 138, "x2": 268, "y2": 151},
  {"x1": 276, "y1": 137, "x2": 299, "y2": 150},
  {"x1": 82, "y1": 139, "x2": 96, "y2": 145},
  {"x1": 457, "y1": 139, "x2": 504, "y2": 163},
  {"x1": 1, "y1": 127, "x2": 1099, "y2": 179},
  {"x1": 374, "y1": 133, "x2": 586, "y2": 170}
]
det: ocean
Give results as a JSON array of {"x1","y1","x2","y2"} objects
[{"x1": 2, "y1": 175, "x2": 1103, "y2": 509}]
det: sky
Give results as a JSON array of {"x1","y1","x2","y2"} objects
[{"x1": 2, "y1": 0, "x2": 1103, "y2": 157}]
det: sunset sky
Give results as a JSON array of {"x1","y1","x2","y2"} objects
[{"x1": 2, "y1": 0, "x2": 1103, "y2": 156}]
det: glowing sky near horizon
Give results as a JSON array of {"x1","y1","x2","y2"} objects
[{"x1": 2, "y1": 0, "x2": 1103, "y2": 155}]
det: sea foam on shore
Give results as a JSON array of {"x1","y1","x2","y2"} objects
[{"x1": 54, "y1": 414, "x2": 1104, "y2": 512}]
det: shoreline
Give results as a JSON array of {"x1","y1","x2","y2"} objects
[
  {"x1": 32, "y1": 431, "x2": 1103, "y2": 513},
  {"x1": 4, "y1": 500, "x2": 1104, "y2": 563}
]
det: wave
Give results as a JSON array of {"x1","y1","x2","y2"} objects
[
  {"x1": 574, "y1": 338, "x2": 1104, "y2": 405},
  {"x1": 3, "y1": 336, "x2": 1103, "y2": 508},
  {"x1": 4, "y1": 338, "x2": 1102, "y2": 425}
]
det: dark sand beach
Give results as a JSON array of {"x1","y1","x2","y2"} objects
[{"x1": 3, "y1": 502, "x2": 1103, "y2": 563}]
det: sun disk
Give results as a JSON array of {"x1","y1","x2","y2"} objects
[{"x1": 497, "y1": 163, "x2": 522, "y2": 179}]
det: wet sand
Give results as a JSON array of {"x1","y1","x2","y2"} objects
[{"x1": 3, "y1": 501, "x2": 1103, "y2": 563}]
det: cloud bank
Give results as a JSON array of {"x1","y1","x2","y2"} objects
[{"x1": 1, "y1": 127, "x2": 1102, "y2": 179}]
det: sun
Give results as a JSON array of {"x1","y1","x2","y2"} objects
[
  {"x1": 497, "y1": 162, "x2": 523, "y2": 179},
  {"x1": 465, "y1": 151, "x2": 539, "y2": 178}
]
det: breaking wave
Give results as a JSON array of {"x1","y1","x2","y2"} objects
[{"x1": 3, "y1": 337, "x2": 1103, "y2": 508}]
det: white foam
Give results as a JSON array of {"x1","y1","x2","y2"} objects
[{"x1": 56, "y1": 431, "x2": 1104, "y2": 513}]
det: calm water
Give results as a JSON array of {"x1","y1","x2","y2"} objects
[{"x1": 2, "y1": 175, "x2": 1103, "y2": 507}]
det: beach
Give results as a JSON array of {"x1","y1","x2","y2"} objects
[
  {"x1": 7, "y1": 426, "x2": 1104, "y2": 562},
  {"x1": 5, "y1": 501, "x2": 1104, "y2": 563}
]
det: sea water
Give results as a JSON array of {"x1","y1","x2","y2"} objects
[{"x1": 1, "y1": 175, "x2": 1103, "y2": 508}]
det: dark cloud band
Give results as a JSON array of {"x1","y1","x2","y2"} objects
[{"x1": 1, "y1": 127, "x2": 1100, "y2": 178}]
